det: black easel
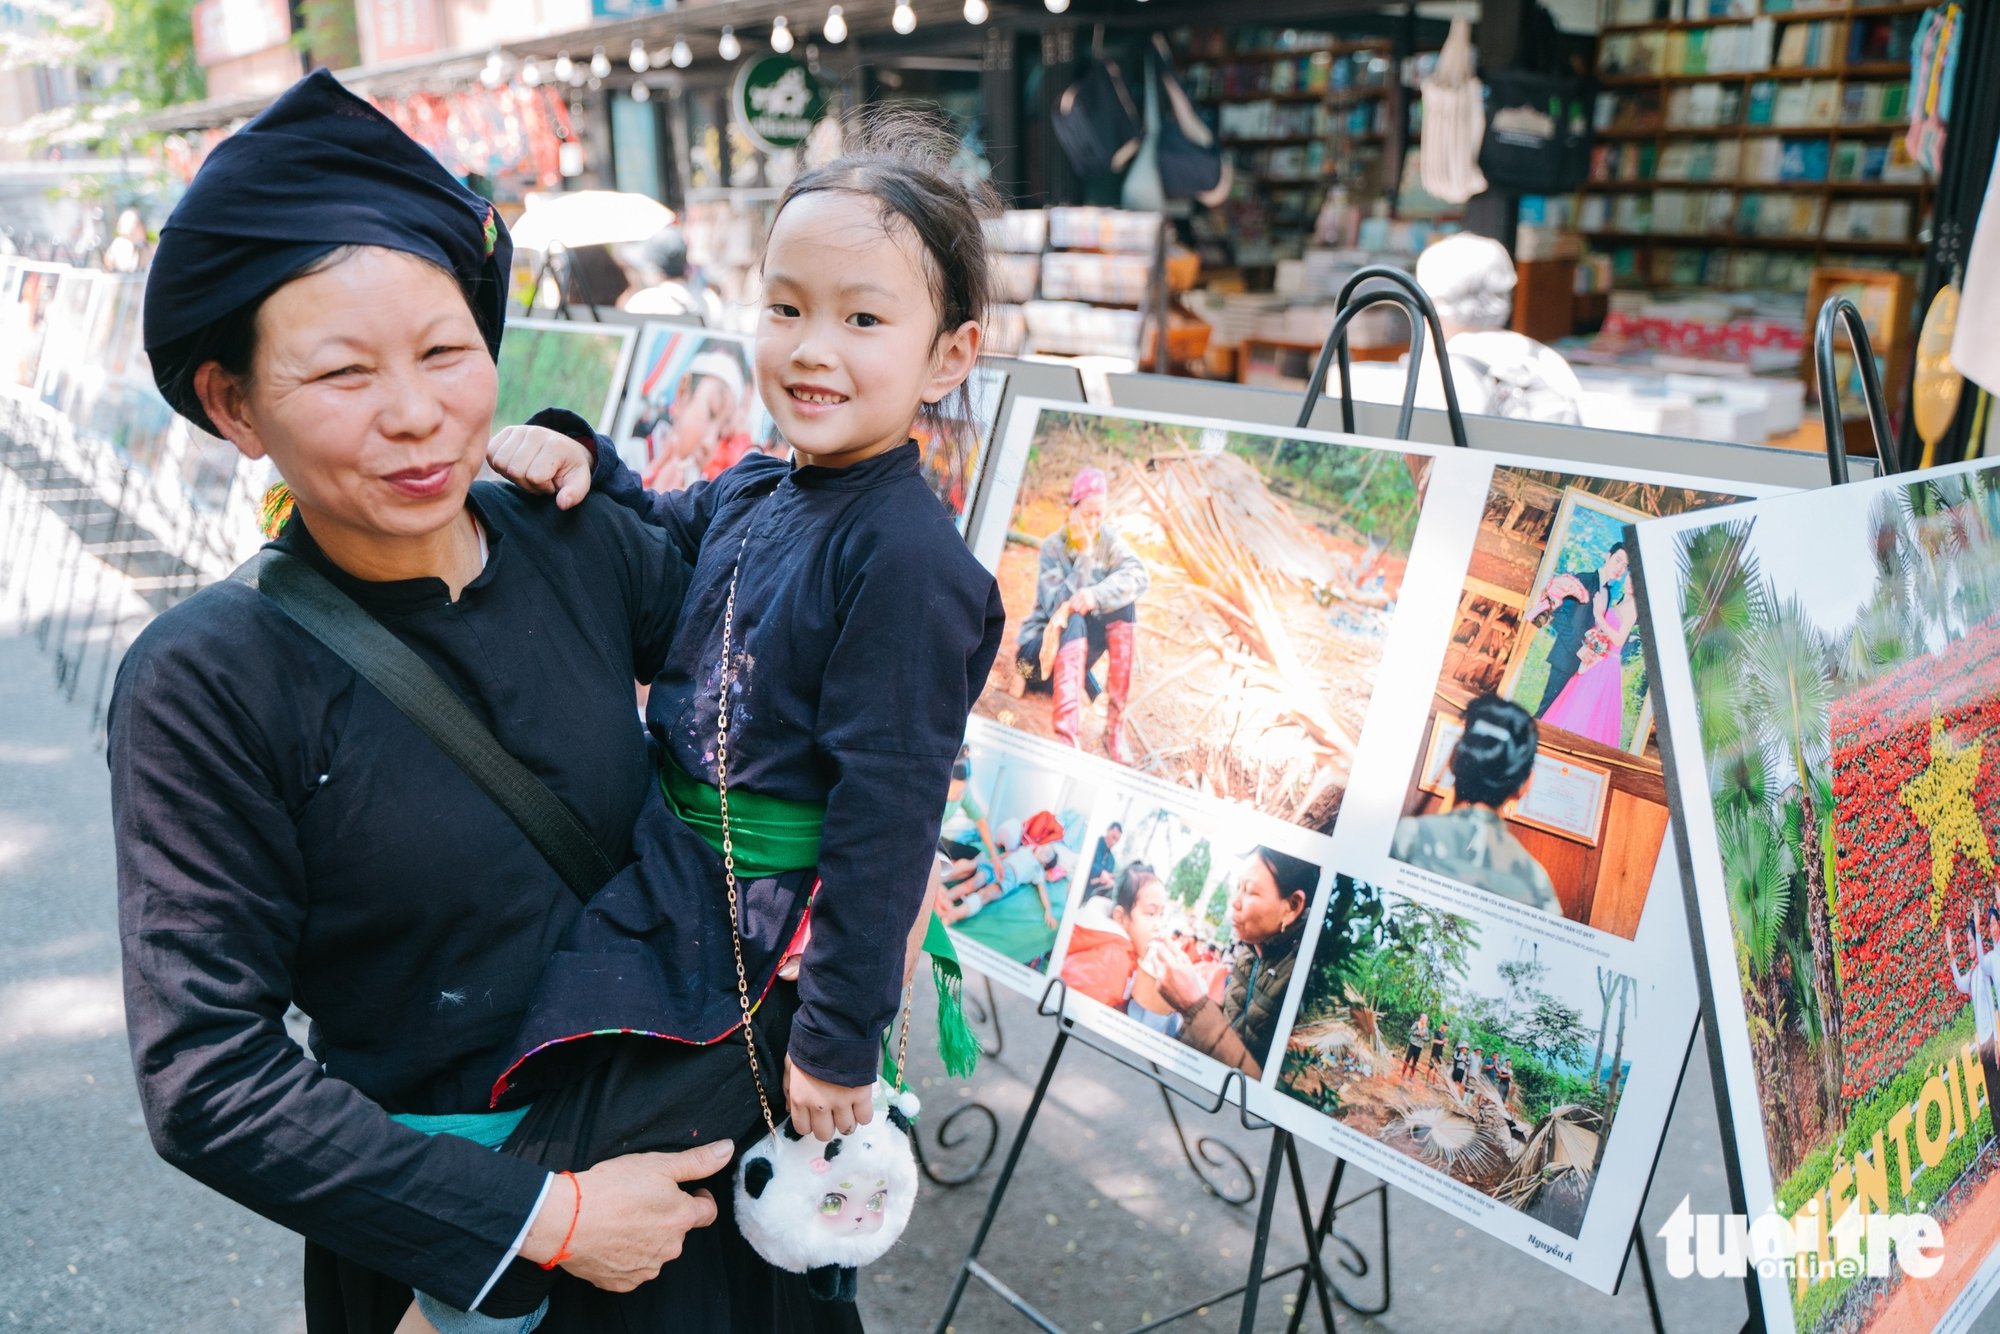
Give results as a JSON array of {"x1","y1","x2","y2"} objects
[
  {"x1": 933, "y1": 277, "x2": 1480, "y2": 1331},
  {"x1": 1813, "y1": 294, "x2": 1897, "y2": 485},
  {"x1": 927, "y1": 978, "x2": 1386, "y2": 1334},
  {"x1": 1296, "y1": 265, "x2": 1472, "y2": 447}
]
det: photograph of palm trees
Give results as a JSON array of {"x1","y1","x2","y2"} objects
[
  {"x1": 1276, "y1": 875, "x2": 1635, "y2": 1237},
  {"x1": 1650, "y1": 462, "x2": 2000, "y2": 1334}
]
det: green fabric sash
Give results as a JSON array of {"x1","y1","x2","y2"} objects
[
  {"x1": 390, "y1": 1105, "x2": 530, "y2": 1149},
  {"x1": 660, "y1": 760, "x2": 823, "y2": 877},
  {"x1": 660, "y1": 759, "x2": 979, "y2": 1083}
]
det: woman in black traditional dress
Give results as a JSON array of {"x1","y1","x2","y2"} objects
[{"x1": 111, "y1": 71, "x2": 849, "y2": 1334}]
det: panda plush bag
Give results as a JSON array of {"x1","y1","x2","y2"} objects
[{"x1": 709, "y1": 543, "x2": 931, "y2": 1303}]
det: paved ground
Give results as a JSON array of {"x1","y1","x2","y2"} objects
[{"x1": 2, "y1": 516, "x2": 1994, "y2": 1334}]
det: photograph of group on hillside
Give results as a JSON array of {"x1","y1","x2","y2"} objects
[
  {"x1": 1662, "y1": 465, "x2": 2000, "y2": 1334},
  {"x1": 1275, "y1": 875, "x2": 1637, "y2": 1237},
  {"x1": 975, "y1": 407, "x2": 1432, "y2": 833},
  {"x1": 1052, "y1": 792, "x2": 1325, "y2": 1082},
  {"x1": 1395, "y1": 466, "x2": 1744, "y2": 939}
]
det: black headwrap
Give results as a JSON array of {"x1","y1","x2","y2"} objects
[{"x1": 144, "y1": 69, "x2": 512, "y2": 433}]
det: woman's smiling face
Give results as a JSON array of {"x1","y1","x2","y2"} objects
[
  {"x1": 199, "y1": 246, "x2": 495, "y2": 549},
  {"x1": 754, "y1": 190, "x2": 975, "y2": 470}
]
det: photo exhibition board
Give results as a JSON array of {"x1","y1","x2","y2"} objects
[
  {"x1": 944, "y1": 398, "x2": 1790, "y2": 1291},
  {"x1": 1102, "y1": 370, "x2": 1881, "y2": 490},
  {"x1": 493, "y1": 316, "x2": 637, "y2": 435},
  {"x1": 610, "y1": 322, "x2": 1013, "y2": 531},
  {"x1": 1636, "y1": 457, "x2": 2000, "y2": 1334}
]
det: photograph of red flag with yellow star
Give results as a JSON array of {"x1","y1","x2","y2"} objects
[{"x1": 1637, "y1": 460, "x2": 2000, "y2": 1334}]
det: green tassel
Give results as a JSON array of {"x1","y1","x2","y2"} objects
[{"x1": 932, "y1": 955, "x2": 980, "y2": 1080}]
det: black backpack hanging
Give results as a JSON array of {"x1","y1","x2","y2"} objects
[
  {"x1": 1053, "y1": 57, "x2": 1144, "y2": 180},
  {"x1": 1150, "y1": 34, "x2": 1231, "y2": 206},
  {"x1": 1476, "y1": 6, "x2": 1595, "y2": 194}
]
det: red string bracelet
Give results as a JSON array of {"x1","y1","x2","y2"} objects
[{"x1": 538, "y1": 1171, "x2": 581, "y2": 1271}]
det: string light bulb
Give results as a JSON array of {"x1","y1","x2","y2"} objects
[
  {"x1": 590, "y1": 46, "x2": 610, "y2": 78},
  {"x1": 963, "y1": 0, "x2": 987, "y2": 22},
  {"x1": 521, "y1": 56, "x2": 541, "y2": 85},
  {"x1": 823, "y1": 5, "x2": 846, "y2": 42},
  {"x1": 770, "y1": 15, "x2": 794, "y2": 52},
  {"x1": 632, "y1": 81, "x2": 651, "y2": 102},
  {"x1": 552, "y1": 50, "x2": 572, "y2": 81},
  {"x1": 628, "y1": 39, "x2": 649, "y2": 72},
  {"x1": 480, "y1": 49, "x2": 505, "y2": 88},
  {"x1": 670, "y1": 37, "x2": 693, "y2": 67},
  {"x1": 1043, "y1": 0, "x2": 1068, "y2": 11},
  {"x1": 718, "y1": 25, "x2": 740, "y2": 60},
  {"x1": 892, "y1": 0, "x2": 915, "y2": 32}
]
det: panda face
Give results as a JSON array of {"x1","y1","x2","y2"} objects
[{"x1": 816, "y1": 1179, "x2": 889, "y2": 1234}]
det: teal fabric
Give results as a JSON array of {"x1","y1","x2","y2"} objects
[
  {"x1": 389, "y1": 1105, "x2": 530, "y2": 1150},
  {"x1": 952, "y1": 881, "x2": 1065, "y2": 967}
]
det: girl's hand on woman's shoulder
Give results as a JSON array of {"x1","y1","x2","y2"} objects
[{"x1": 487, "y1": 425, "x2": 597, "y2": 510}]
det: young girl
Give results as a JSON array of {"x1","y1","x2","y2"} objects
[
  {"x1": 1059, "y1": 862, "x2": 1168, "y2": 1010},
  {"x1": 410, "y1": 122, "x2": 1005, "y2": 1334}
]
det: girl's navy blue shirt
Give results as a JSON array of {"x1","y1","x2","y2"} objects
[{"x1": 548, "y1": 423, "x2": 1004, "y2": 1087}]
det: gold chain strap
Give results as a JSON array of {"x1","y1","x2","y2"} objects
[
  {"x1": 716, "y1": 534, "x2": 780, "y2": 1139},
  {"x1": 714, "y1": 524, "x2": 919, "y2": 1141}
]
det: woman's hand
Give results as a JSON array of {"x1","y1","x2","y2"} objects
[
  {"x1": 487, "y1": 425, "x2": 596, "y2": 510},
  {"x1": 1153, "y1": 948, "x2": 1208, "y2": 1013},
  {"x1": 785, "y1": 1058, "x2": 874, "y2": 1142},
  {"x1": 520, "y1": 1141, "x2": 732, "y2": 1291}
]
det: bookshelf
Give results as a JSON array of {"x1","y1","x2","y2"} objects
[
  {"x1": 1581, "y1": 0, "x2": 1933, "y2": 290},
  {"x1": 1177, "y1": 29, "x2": 1398, "y2": 272}
]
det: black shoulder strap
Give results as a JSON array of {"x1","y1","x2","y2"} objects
[{"x1": 234, "y1": 547, "x2": 616, "y2": 903}]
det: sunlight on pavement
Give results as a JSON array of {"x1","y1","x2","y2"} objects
[{"x1": 0, "y1": 972, "x2": 124, "y2": 1044}]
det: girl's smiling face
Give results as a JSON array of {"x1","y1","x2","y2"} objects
[{"x1": 755, "y1": 190, "x2": 978, "y2": 470}]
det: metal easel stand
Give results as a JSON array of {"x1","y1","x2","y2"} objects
[
  {"x1": 910, "y1": 973, "x2": 1007, "y2": 1189},
  {"x1": 909, "y1": 968, "x2": 1245, "y2": 1196},
  {"x1": 929, "y1": 979, "x2": 1388, "y2": 1334},
  {"x1": 1813, "y1": 295, "x2": 1898, "y2": 485},
  {"x1": 1297, "y1": 265, "x2": 1472, "y2": 447}
]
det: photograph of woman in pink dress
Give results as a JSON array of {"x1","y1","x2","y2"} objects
[{"x1": 1536, "y1": 573, "x2": 1634, "y2": 749}]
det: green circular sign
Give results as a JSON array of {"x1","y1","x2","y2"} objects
[{"x1": 732, "y1": 54, "x2": 827, "y2": 153}]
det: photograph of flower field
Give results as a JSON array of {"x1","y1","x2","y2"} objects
[
  {"x1": 1275, "y1": 875, "x2": 1635, "y2": 1236},
  {"x1": 975, "y1": 408, "x2": 1431, "y2": 833},
  {"x1": 1673, "y1": 464, "x2": 2000, "y2": 1333}
]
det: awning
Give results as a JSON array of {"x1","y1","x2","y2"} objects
[{"x1": 127, "y1": 0, "x2": 933, "y2": 136}]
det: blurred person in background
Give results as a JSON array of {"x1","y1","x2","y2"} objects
[
  {"x1": 1413, "y1": 232, "x2": 1583, "y2": 425},
  {"x1": 625, "y1": 226, "x2": 724, "y2": 326},
  {"x1": 103, "y1": 209, "x2": 151, "y2": 272}
]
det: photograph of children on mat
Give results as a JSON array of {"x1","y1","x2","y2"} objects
[
  {"x1": 1395, "y1": 466, "x2": 1743, "y2": 938},
  {"x1": 608, "y1": 327, "x2": 777, "y2": 489},
  {"x1": 937, "y1": 729, "x2": 1097, "y2": 973},
  {"x1": 1053, "y1": 794, "x2": 1326, "y2": 1081},
  {"x1": 1276, "y1": 875, "x2": 1636, "y2": 1238},
  {"x1": 975, "y1": 407, "x2": 1431, "y2": 834}
]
